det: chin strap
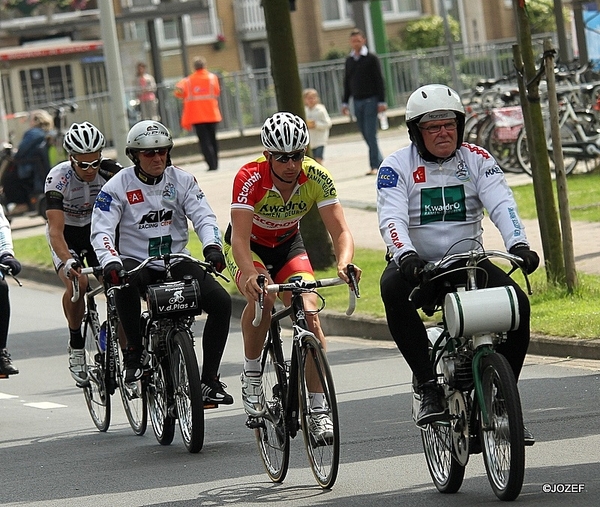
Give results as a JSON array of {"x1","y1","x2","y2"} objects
[
  {"x1": 269, "y1": 160, "x2": 299, "y2": 185},
  {"x1": 134, "y1": 165, "x2": 163, "y2": 185}
]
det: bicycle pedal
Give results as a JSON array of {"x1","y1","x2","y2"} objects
[
  {"x1": 245, "y1": 417, "x2": 264, "y2": 430},
  {"x1": 203, "y1": 402, "x2": 218, "y2": 410},
  {"x1": 0, "y1": 373, "x2": 10, "y2": 379}
]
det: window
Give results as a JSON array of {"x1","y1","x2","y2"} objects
[
  {"x1": 121, "y1": 0, "x2": 217, "y2": 48},
  {"x1": 321, "y1": 0, "x2": 353, "y2": 25},
  {"x1": 20, "y1": 65, "x2": 74, "y2": 110},
  {"x1": 381, "y1": 0, "x2": 421, "y2": 19}
]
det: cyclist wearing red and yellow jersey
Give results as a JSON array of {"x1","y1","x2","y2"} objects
[{"x1": 224, "y1": 112, "x2": 361, "y2": 442}]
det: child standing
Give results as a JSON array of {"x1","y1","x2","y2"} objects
[{"x1": 303, "y1": 88, "x2": 332, "y2": 164}]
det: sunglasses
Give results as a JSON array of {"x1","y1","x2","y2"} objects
[
  {"x1": 139, "y1": 148, "x2": 169, "y2": 158},
  {"x1": 270, "y1": 151, "x2": 304, "y2": 163},
  {"x1": 419, "y1": 121, "x2": 458, "y2": 134},
  {"x1": 72, "y1": 157, "x2": 102, "y2": 170}
]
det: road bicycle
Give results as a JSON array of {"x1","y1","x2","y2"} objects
[
  {"x1": 0, "y1": 262, "x2": 22, "y2": 379},
  {"x1": 248, "y1": 266, "x2": 359, "y2": 489},
  {"x1": 73, "y1": 265, "x2": 146, "y2": 435},
  {"x1": 409, "y1": 244, "x2": 531, "y2": 501}
]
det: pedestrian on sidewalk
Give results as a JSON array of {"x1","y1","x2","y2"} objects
[
  {"x1": 377, "y1": 84, "x2": 539, "y2": 442},
  {"x1": 341, "y1": 28, "x2": 387, "y2": 176},
  {"x1": 134, "y1": 62, "x2": 159, "y2": 121},
  {"x1": 174, "y1": 56, "x2": 222, "y2": 172},
  {"x1": 0, "y1": 204, "x2": 22, "y2": 376},
  {"x1": 303, "y1": 88, "x2": 332, "y2": 164}
]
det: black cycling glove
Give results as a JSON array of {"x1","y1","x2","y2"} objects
[
  {"x1": 203, "y1": 245, "x2": 226, "y2": 273},
  {"x1": 0, "y1": 254, "x2": 22, "y2": 276},
  {"x1": 398, "y1": 251, "x2": 426, "y2": 287},
  {"x1": 103, "y1": 261, "x2": 124, "y2": 286},
  {"x1": 509, "y1": 243, "x2": 540, "y2": 275}
]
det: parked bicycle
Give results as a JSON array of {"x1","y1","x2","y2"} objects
[
  {"x1": 516, "y1": 89, "x2": 600, "y2": 175},
  {"x1": 248, "y1": 266, "x2": 359, "y2": 489},
  {"x1": 409, "y1": 246, "x2": 531, "y2": 501}
]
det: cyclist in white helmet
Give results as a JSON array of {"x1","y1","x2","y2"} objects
[
  {"x1": 376, "y1": 84, "x2": 539, "y2": 442},
  {"x1": 224, "y1": 112, "x2": 362, "y2": 441},
  {"x1": 90, "y1": 120, "x2": 234, "y2": 405},
  {"x1": 45, "y1": 121, "x2": 122, "y2": 386}
]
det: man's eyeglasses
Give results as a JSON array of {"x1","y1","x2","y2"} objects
[
  {"x1": 269, "y1": 151, "x2": 304, "y2": 163},
  {"x1": 419, "y1": 121, "x2": 458, "y2": 134},
  {"x1": 139, "y1": 148, "x2": 169, "y2": 158},
  {"x1": 72, "y1": 157, "x2": 102, "y2": 170}
]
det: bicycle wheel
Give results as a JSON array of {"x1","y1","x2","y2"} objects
[
  {"x1": 147, "y1": 354, "x2": 175, "y2": 445},
  {"x1": 421, "y1": 420, "x2": 466, "y2": 494},
  {"x1": 479, "y1": 353, "x2": 525, "y2": 501},
  {"x1": 114, "y1": 338, "x2": 148, "y2": 436},
  {"x1": 298, "y1": 333, "x2": 340, "y2": 489},
  {"x1": 255, "y1": 335, "x2": 290, "y2": 483},
  {"x1": 171, "y1": 329, "x2": 204, "y2": 453},
  {"x1": 482, "y1": 122, "x2": 523, "y2": 173},
  {"x1": 82, "y1": 315, "x2": 111, "y2": 432},
  {"x1": 516, "y1": 124, "x2": 578, "y2": 176}
]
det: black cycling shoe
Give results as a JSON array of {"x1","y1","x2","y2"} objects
[
  {"x1": 201, "y1": 375, "x2": 234, "y2": 405},
  {"x1": 124, "y1": 348, "x2": 145, "y2": 383},
  {"x1": 416, "y1": 380, "x2": 446, "y2": 427},
  {"x1": 0, "y1": 349, "x2": 19, "y2": 376}
]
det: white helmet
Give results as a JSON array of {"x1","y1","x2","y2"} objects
[
  {"x1": 126, "y1": 120, "x2": 173, "y2": 151},
  {"x1": 261, "y1": 112, "x2": 309, "y2": 153},
  {"x1": 63, "y1": 122, "x2": 105, "y2": 154},
  {"x1": 405, "y1": 84, "x2": 466, "y2": 161},
  {"x1": 405, "y1": 84, "x2": 465, "y2": 122}
]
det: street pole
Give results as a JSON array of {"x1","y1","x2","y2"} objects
[
  {"x1": 98, "y1": 0, "x2": 130, "y2": 166},
  {"x1": 439, "y1": 0, "x2": 461, "y2": 92}
]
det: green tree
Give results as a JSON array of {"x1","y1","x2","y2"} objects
[
  {"x1": 262, "y1": 0, "x2": 335, "y2": 269},
  {"x1": 526, "y1": 0, "x2": 566, "y2": 34},
  {"x1": 400, "y1": 15, "x2": 460, "y2": 50}
]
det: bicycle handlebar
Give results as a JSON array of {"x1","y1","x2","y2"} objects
[
  {"x1": 0, "y1": 263, "x2": 22, "y2": 287},
  {"x1": 252, "y1": 271, "x2": 359, "y2": 328},
  {"x1": 70, "y1": 266, "x2": 103, "y2": 303},
  {"x1": 409, "y1": 248, "x2": 532, "y2": 304}
]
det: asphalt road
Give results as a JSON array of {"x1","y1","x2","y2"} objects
[{"x1": 1, "y1": 280, "x2": 599, "y2": 506}]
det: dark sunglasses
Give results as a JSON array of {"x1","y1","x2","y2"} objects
[
  {"x1": 72, "y1": 157, "x2": 102, "y2": 170},
  {"x1": 139, "y1": 148, "x2": 169, "y2": 158},
  {"x1": 270, "y1": 151, "x2": 304, "y2": 163}
]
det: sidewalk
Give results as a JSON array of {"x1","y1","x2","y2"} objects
[{"x1": 12, "y1": 125, "x2": 600, "y2": 359}]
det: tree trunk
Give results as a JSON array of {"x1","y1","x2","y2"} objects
[
  {"x1": 513, "y1": 0, "x2": 565, "y2": 284},
  {"x1": 262, "y1": 0, "x2": 335, "y2": 270}
]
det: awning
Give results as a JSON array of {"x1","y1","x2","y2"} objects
[{"x1": 0, "y1": 40, "x2": 103, "y2": 61}]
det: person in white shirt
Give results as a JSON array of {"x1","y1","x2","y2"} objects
[
  {"x1": 303, "y1": 88, "x2": 332, "y2": 164},
  {"x1": 377, "y1": 84, "x2": 539, "y2": 443}
]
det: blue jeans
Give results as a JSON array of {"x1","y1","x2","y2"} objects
[{"x1": 354, "y1": 96, "x2": 383, "y2": 170}]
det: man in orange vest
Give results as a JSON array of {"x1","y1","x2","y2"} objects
[{"x1": 174, "y1": 56, "x2": 222, "y2": 171}]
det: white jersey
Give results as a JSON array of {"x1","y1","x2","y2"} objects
[
  {"x1": 44, "y1": 160, "x2": 109, "y2": 227},
  {"x1": 91, "y1": 165, "x2": 222, "y2": 268},
  {"x1": 0, "y1": 206, "x2": 14, "y2": 257},
  {"x1": 377, "y1": 142, "x2": 529, "y2": 264}
]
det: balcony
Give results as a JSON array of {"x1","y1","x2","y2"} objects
[{"x1": 234, "y1": 0, "x2": 266, "y2": 41}]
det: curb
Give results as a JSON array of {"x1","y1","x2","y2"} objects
[{"x1": 20, "y1": 264, "x2": 600, "y2": 361}]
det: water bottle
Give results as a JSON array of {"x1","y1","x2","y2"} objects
[
  {"x1": 99, "y1": 321, "x2": 107, "y2": 352},
  {"x1": 378, "y1": 112, "x2": 389, "y2": 130}
]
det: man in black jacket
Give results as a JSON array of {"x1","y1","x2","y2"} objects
[{"x1": 341, "y1": 28, "x2": 387, "y2": 175}]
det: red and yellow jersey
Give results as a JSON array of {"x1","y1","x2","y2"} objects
[{"x1": 231, "y1": 156, "x2": 339, "y2": 247}]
